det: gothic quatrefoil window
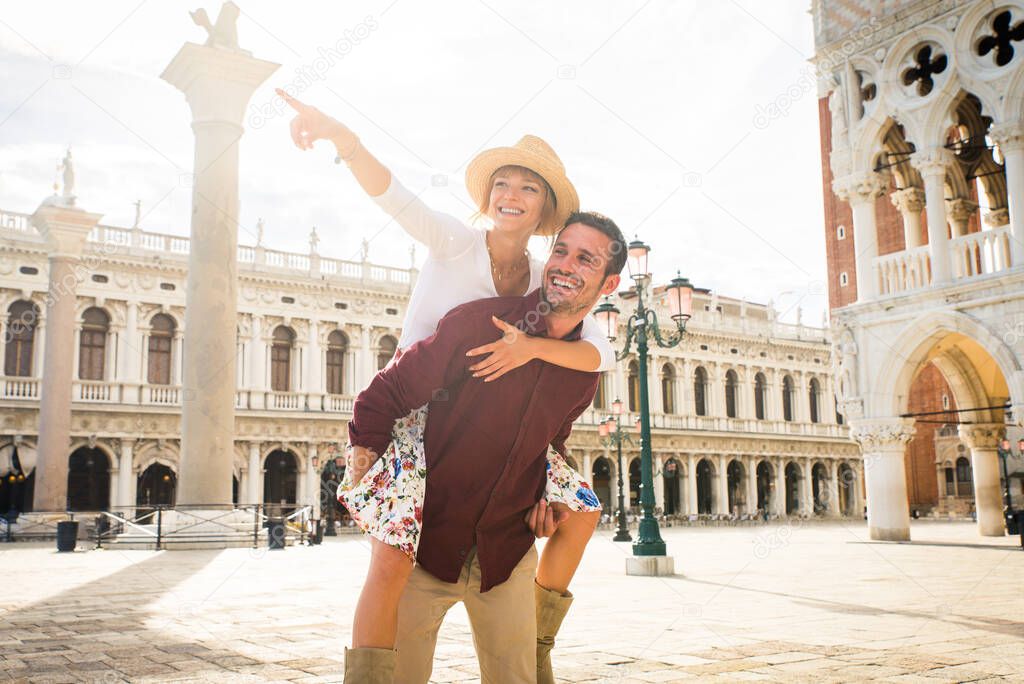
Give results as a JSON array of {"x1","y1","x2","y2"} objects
[
  {"x1": 902, "y1": 44, "x2": 948, "y2": 97},
  {"x1": 978, "y1": 10, "x2": 1024, "y2": 67}
]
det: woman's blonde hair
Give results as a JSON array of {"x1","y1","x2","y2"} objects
[{"x1": 474, "y1": 165, "x2": 557, "y2": 235}]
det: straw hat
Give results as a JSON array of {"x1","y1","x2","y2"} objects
[{"x1": 465, "y1": 135, "x2": 579, "y2": 236}]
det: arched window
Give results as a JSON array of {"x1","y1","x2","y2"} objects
[
  {"x1": 377, "y1": 335, "x2": 398, "y2": 370},
  {"x1": 782, "y1": 375, "x2": 795, "y2": 422},
  {"x1": 271, "y1": 326, "x2": 295, "y2": 392},
  {"x1": 693, "y1": 366, "x2": 708, "y2": 416},
  {"x1": 808, "y1": 377, "x2": 821, "y2": 423},
  {"x1": 5, "y1": 300, "x2": 38, "y2": 377},
  {"x1": 147, "y1": 314, "x2": 175, "y2": 385},
  {"x1": 754, "y1": 372, "x2": 767, "y2": 420},
  {"x1": 79, "y1": 307, "x2": 109, "y2": 380},
  {"x1": 725, "y1": 369, "x2": 738, "y2": 418},
  {"x1": 326, "y1": 331, "x2": 348, "y2": 395},
  {"x1": 661, "y1": 364, "x2": 675, "y2": 414},
  {"x1": 593, "y1": 372, "x2": 608, "y2": 409},
  {"x1": 627, "y1": 360, "x2": 640, "y2": 412}
]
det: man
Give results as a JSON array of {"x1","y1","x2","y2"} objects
[{"x1": 347, "y1": 212, "x2": 626, "y2": 682}]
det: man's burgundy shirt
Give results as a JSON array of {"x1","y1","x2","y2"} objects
[{"x1": 348, "y1": 289, "x2": 598, "y2": 591}]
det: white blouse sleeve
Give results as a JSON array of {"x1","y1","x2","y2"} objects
[
  {"x1": 581, "y1": 313, "x2": 617, "y2": 372},
  {"x1": 371, "y1": 175, "x2": 477, "y2": 259}
]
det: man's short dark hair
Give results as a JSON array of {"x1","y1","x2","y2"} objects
[{"x1": 556, "y1": 211, "x2": 628, "y2": 278}]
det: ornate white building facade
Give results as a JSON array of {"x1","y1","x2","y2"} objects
[
  {"x1": 813, "y1": 0, "x2": 1024, "y2": 539},
  {"x1": 0, "y1": 201, "x2": 858, "y2": 522}
]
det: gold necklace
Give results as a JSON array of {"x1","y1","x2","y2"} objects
[{"x1": 486, "y1": 239, "x2": 528, "y2": 282}]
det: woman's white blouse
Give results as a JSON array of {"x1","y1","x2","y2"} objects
[{"x1": 372, "y1": 176, "x2": 616, "y2": 372}]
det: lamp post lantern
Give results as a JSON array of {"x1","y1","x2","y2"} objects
[
  {"x1": 599, "y1": 399, "x2": 633, "y2": 542},
  {"x1": 594, "y1": 245, "x2": 692, "y2": 571}
]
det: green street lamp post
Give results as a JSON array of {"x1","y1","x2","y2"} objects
[
  {"x1": 594, "y1": 238, "x2": 693, "y2": 560},
  {"x1": 598, "y1": 398, "x2": 640, "y2": 543}
]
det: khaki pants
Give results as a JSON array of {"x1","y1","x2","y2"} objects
[{"x1": 394, "y1": 545, "x2": 538, "y2": 684}]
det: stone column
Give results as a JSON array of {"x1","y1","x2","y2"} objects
[
  {"x1": 914, "y1": 149, "x2": 954, "y2": 285},
  {"x1": 891, "y1": 187, "x2": 925, "y2": 249},
  {"x1": 120, "y1": 301, "x2": 142, "y2": 404},
  {"x1": 773, "y1": 457, "x2": 786, "y2": 516},
  {"x1": 162, "y1": 41, "x2": 278, "y2": 506},
  {"x1": 359, "y1": 325, "x2": 373, "y2": 392},
  {"x1": 851, "y1": 418, "x2": 915, "y2": 541},
  {"x1": 827, "y1": 462, "x2": 841, "y2": 517},
  {"x1": 799, "y1": 458, "x2": 813, "y2": 515},
  {"x1": 249, "y1": 315, "x2": 266, "y2": 409},
  {"x1": 582, "y1": 452, "x2": 593, "y2": 485},
  {"x1": 306, "y1": 321, "x2": 323, "y2": 411},
  {"x1": 653, "y1": 456, "x2": 665, "y2": 513},
  {"x1": 946, "y1": 198, "x2": 977, "y2": 239},
  {"x1": 308, "y1": 444, "x2": 321, "y2": 519},
  {"x1": 746, "y1": 456, "x2": 758, "y2": 516},
  {"x1": 686, "y1": 453, "x2": 698, "y2": 515},
  {"x1": 834, "y1": 172, "x2": 886, "y2": 302},
  {"x1": 32, "y1": 315, "x2": 46, "y2": 379},
  {"x1": 958, "y1": 424, "x2": 1005, "y2": 537},
  {"x1": 117, "y1": 438, "x2": 136, "y2": 512},
  {"x1": 31, "y1": 202, "x2": 102, "y2": 511},
  {"x1": 990, "y1": 122, "x2": 1024, "y2": 266},
  {"x1": 715, "y1": 454, "x2": 729, "y2": 515},
  {"x1": 247, "y1": 441, "x2": 261, "y2": 504}
]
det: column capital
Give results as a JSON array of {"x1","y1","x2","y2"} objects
[
  {"x1": 31, "y1": 204, "x2": 104, "y2": 259},
  {"x1": 850, "y1": 418, "x2": 915, "y2": 451},
  {"x1": 912, "y1": 148, "x2": 955, "y2": 178},
  {"x1": 984, "y1": 208, "x2": 1010, "y2": 228},
  {"x1": 990, "y1": 121, "x2": 1024, "y2": 152},
  {"x1": 946, "y1": 198, "x2": 978, "y2": 222},
  {"x1": 957, "y1": 423, "x2": 1003, "y2": 450},
  {"x1": 833, "y1": 172, "x2": 887, "y2": 205},
  {"x1": 890, "y1": 187, "x2": 925, "y2": 214}
]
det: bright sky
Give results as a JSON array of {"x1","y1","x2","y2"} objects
[{"x1": 0, "y1": 1, "x2": 828, "y2": 325}]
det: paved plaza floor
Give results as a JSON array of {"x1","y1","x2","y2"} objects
[{"x1": 2, "y1": 520, "x2": 1023, "y2": 683}]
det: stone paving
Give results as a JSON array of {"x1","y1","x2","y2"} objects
[{"x1": 2, "y1": 520, "x2": 1023, "y2": 683}]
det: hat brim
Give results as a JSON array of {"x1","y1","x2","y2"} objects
[{"x1": 465, "y1": 147, "x2": 579, "y2": 237}]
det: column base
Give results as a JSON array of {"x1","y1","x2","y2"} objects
[
  {"x1": 868, "y1": 526, "x2": 910, "y2": 542},
  {"x1": 626, "y1": 555, "x2": 675, "y2": 577}
]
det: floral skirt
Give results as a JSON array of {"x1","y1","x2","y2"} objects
[{"x1": 337, "y1": 404, "x2": 601, "y2": 561}]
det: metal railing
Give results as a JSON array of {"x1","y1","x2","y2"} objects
[{"x1": 1, "y1": 504, "x2": 315, "y2": 549}]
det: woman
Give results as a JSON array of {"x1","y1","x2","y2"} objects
[{"x1": 277, "y1": 88, "x2": 613, "y2": 683}]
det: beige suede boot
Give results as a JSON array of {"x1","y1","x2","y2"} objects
[
  {"x1": 344, "y1": 646, "x2": 396, "y2": 684},
  {"x1": 536, "y1": 582, "x2": 574, "y2": 684}
]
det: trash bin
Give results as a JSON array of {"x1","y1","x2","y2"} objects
[
  {"x1": 56, "y1": 520, "x2": 79, "y2": 552},
  {"x1": 267, "y1": 519, "x2": 286, "y2": 550}
]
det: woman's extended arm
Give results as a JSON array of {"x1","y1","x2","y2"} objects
[
  {"x1": 466, "y1": 315, "x2": 616, "y2": 381},
  {"x1": 278, "y1": 89, "x2": 474, "y2": 257}
]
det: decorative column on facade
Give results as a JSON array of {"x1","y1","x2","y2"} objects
[
  {"x1": 162, "y1": 34, "x2": 279, "y2": 506},
  {"x1": 745, "y1": 455, "x2": 758, "y2": 516},
  {"x1": 772, "y1": 456, "x2": 786, "y2": 516},
  {"x1": 827, "y1": 462, "x2": 841, "y2": 517},
  {"x1": 117, "y1": 438, "x2": 136, "y2": 511},
  {"x1": 120, "y1": 301, "x2": 142, "y2": 403},
  {"x1": 306, "y1": 320, "x2": 323, "y2": 411},
  {"x1": 890, "y1": 187, "x2": 925, "y2": 249},
  {"x1": 686, "y1": 453, "x2": 698, "y2": 515},
  {"x1": 990, "y1": 122, "x2": 1024, "y2": 266},
  {"x1": 653, "y1": 455, "x2": 665, "y2": 513},
  {"x1": 913, "y1": 148, "x2": 955, "y2": 284},
  {"x1": 958, "y1": 423, "x2": 1005, "y2": 537},
  {"x1": 247, "y1": 441, "x2": 261, "y2": 504},
  {"x1": 32, "y1": 313, "x2": 46, "y2": 379},
  {"x1": 851, "y1": 418, "x2": 915, "y2": 541},
  {"x1": 108, "y1": 445, "x2": 120, "y2": 508},
  {"x1": 946, "y1": 198, "x2": 977, "y2": 240},
  {"x1": 249, "y1": 315, "x2": 266, "y2": 409},
  {"x1": 833, "y1": 171, "x2": 887, "y2": 302},
  {"x1": 799, "y1": 458, "x2": 814, "y2": 515},
  {"x1": 359, "y1": 325, "x2": 373, "y2": 392},
  {"x1": 715, "y1": 454, "x2": 729, "y2": 515},
  {"x1": 31, "y1": 201, "x2": 103, "y2": 511},
  {"x1": 172, "y1": 329, "x2": 184, "y2": 387}
]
